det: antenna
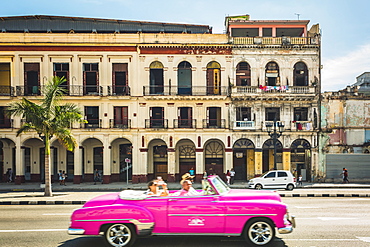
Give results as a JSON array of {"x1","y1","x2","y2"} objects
[{"x1": 295, "y1": 13, "x2": 301, "y2": 20}]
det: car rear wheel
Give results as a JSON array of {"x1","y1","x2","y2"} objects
[
  {"x1": 255, "y1": 184, "x2": 263, "y2": 190},
  {"x1": 286, "y1": 184, "x2": 294, "y2": 191},
  {"x1": 104, "y1": 223, "x2": 137, "y2": 247},
  {"x1": 244, "y1": 218, "x2": 275, "y2": 246}
]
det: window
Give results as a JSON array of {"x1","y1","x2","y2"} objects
[
  {"x1": 206, "y1": 107, "x2": 222, "y2": 128},
  {"x1": 83, "y1": 63, "x2": 99, "y2": 95},
  {"x1": 0, "y1": 63, "x2": 11, "y2": 95},
  {"x1": 294, "y1": 107, "x2": 308, "y2": 121},
  {"x1": 265, "y1": 107, "x2": 280, "y2": 121},
  {"x1": 85, "y1": 106, "x2": 99, "y2": 128},
  {"x1": 0, "y1": 106, "x2": 11, "y2": 128},
  {"x1": 53, "y1": 63, "x2": 69, "y2": 92},
  {"x1": 149, "y1": 61, "x2": 164, "y2": 95},
  {"x1": 265, "y1": 172, "x2": 276, "y2": 178},
  {"x1": 294, "y1": 62, "x2": 308, "y2": 86},
  {"x1": 114, "y1": 106, "x2": 129, "y2": 128},
  {"x1": 150, "y1": 107, "x2": 164, "y2": 128},
  {"x1": 206, "y1": 61, "x2": 221, "y2": 95},
  {"x1": 236, "y1": 107, "x2": 251, "y2": 121},
  {"x1": 278, "y1": 172, "x2": 288, "y2": 177},
  {"x1": 265, "y1": 62, "x2": 280, "y2": 86},
  {"x1": 112, "y1": 63, "x2": 128, "y2": 95},
  {"x1": 24, "y1": 63, "x2": 40, "y2": 95},
  {"x1": 177, "y1": 61, "x2": 192, "y2": 95},
  {"x1": 236, "y1": 62, "x2": 251, "y2": 86},
  {"x1": 177, "y1": 107, "x2": 193, "y2": 128}
]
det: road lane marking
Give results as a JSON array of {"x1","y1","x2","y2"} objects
[
  {"x1": 42, "y1": 213, "x2": 70, "y2": 215},
  {"x1": 0, "y1": 229, "x2": 65, "y2": 233},
  {"x1": 357, "y1": 237, "x2": 370, "y2": 243},
  {"x1": 294, "y1": 206, "x2": 319, "y2": 208},
  {"x1": 317, "y1": 217, "x2": 357, "y2": 221}
]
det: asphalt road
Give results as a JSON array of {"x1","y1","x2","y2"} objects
[{"x1": 0, "y1": 197, "x2": 370, "y2": 247}]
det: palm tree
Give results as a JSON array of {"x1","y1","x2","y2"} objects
[{"x1": 6, "y1": 76, "x2": 84, "y2": 196}]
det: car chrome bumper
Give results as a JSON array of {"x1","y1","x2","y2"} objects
[
  {"x1": 278, "y1": 215, "x2": 296, "y2": 234},
  {"x1": 68, "y1": 228, "x2": 85, "y2": 235}
]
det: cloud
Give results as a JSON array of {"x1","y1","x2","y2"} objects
[{"x1": 322, "y1": 44, "x2": 370, "y2": 92}]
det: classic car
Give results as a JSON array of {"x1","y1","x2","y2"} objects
[{"x1": 68, "y1": 175, "x2": 295, "y2": 247}]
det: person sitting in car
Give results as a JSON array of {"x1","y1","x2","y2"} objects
[{"x1": 144, "y1": 180, "x2": 169, "y2": 196}]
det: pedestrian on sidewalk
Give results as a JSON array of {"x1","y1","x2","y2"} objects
[
  {"x1": 58, "y1": 170, "x2": 63, "y2": 185},
  {"x1": 94, "y1": 169, "x2": 101, "y2": 185},
  {"x1": 189, "y1": 167, "x2": 195, "y2": 183},
  {"x1": 298, "y1": 174, "x2": 303, "y2": 187},
  {"x1": 230, "y1": 168, "x2": 235, "y2": 185},
  {"x1": 6, "y1": 168, "x2": 13, "y2": 183},
  {"x1": 340, "y1": 168, "x2": 349, "y2": 184},
  {"x1": 226, "y1": 170, "x2": 231, "y2": 185},
  {"x1": 62, "y1": 171, "x2": 67, "y2": 186}
]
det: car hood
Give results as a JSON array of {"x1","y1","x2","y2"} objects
[
  {"x1": 222, "y1": 189, "x2": 282, "y2": 202},
  {"x1": 83, "y1": 192, "x2": 120, "y2": 208}
]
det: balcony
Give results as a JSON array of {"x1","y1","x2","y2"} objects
[
  {"x1": 143, "y1": 86, "x2": 229, "y2": 96},
  {"x1": 82, "y1": 119, "x2": 101, "y2": 129},
  {"x1": 232, "y1": 86, "x2": 316, "y2": 96},
  {"x1": 232, "y1": 36, "x2": 319, "y2": 46},
  {"x1": 0, "y1": 119, "x2": 13, "y2": 128},
  {"x1": 109, "y1": 119, "x2": 131, "y2": 129},
  {"x1": 145, "y1": 119, "x2": 168, "y2": 129},
  {"x1": 16, "y1": 86, "x2": 41, "y2": 96},
  {"x1": 0, "y1": 86, "x2": 15, "y2": 96},
  {"x1": 174, "y1": 119, "x2": 196, "y2": 129},
  {"x1": 291, "y1": 121, "x2": 314, "y2": 131},
  {"x1": 202, "y1": 119, "x2": 226, "y2": 129},
  {"x1": 107, "y1": 86, "x2": 130, "y2": 96},
  {"x1": 233, "y1": 120, "x2": 255, "y2": 130}
]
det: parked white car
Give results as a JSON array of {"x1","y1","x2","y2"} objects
[{"x1": 248, "y1": 170, "x2": 296, "y2": 191}]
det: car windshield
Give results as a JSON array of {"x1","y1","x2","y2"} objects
[{"x1": 208, "y1": 176, "x2": 230, "y2": 195}]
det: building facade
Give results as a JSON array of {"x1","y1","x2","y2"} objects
[{"x1": 0, "y1": 15, "x2": 321, "y2": 184}]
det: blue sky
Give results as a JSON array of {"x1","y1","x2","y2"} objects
[{"x1": 2, "y1": 0, "x2": 370, "y2": 91}]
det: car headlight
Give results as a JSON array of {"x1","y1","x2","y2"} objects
[{"x1": 249, "y1": 179, "x2": 254, "y2": 183}]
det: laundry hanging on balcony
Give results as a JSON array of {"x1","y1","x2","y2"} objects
[{"x1": 259, "y1": 85, "x2": 289, "y2": 91}]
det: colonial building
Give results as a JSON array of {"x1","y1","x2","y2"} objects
[
  {"x1": 320, "y1": 85, "x2": 370, "y2": 182},
  {"x1": 0, "y1": 15, "x2": 321, "y2": 184}
]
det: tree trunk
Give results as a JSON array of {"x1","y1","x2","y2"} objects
[{"x1": 44, "y1": 137, "x2": 53, "y2": 197}]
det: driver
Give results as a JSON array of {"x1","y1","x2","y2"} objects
[{"x1": 177, "y1": 179, "x2": 200, "y2": 196}]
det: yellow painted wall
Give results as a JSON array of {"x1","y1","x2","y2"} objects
[
  {"x1": 0, "y1": 63, "x2": 10, "y2": 86},
  {"x1": 247, "y1": 149, "x2": 255, "y2": 179},
  {"x1": 254, "y1": 151, "x2": 262, "y2": 175},
  {"x1": 283, "y1": 150, "x2": 291, "y2": 170}
]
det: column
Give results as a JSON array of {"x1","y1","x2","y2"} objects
[
  {"x1": 282, "y1": 148, "x2": 291, "y2": 171},
  {"x1": 73, "y1": 147, "x2": 82, "y2": 184},
  {"x1": 195, "y1": 148, "x2": 204, "y2": 182},
  {"x1": 15, "y1": 145, "x2": 24, "y2": 184},
  {"x1": 103, "y1": 138, "x2": 111, "y2": 184},
  {"x1": 254, "y1": 149, "x2": 263, "y2": 176},
  {"x1": 167, "y1": 148, "x2": 175, "y2": 182}
]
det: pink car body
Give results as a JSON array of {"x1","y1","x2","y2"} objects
[{"x1": 68, "y1": 176, "x2": 295, "y2": 247}]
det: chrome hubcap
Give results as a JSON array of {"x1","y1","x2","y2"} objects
[
  {"x1": 107, "y1": 224, "x2": 131, "y2": 247},
  {"x1": 248, "y1": 222, "x2": 273, "y2": 245}
]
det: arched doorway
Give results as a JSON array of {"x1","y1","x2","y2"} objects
[
  {"x1": 204, "y1": 140, "x2": 224, "y2": 176},
  {"x1": 262, "y1": 139, "x2": 283, "y2": 172},
  {"x1": 177, "y1": 61, "x2": 192, "y2": 95},
  {"x1": 233, "y1": 139, "x2": 255, "y2": 181},
  {"x1": 119, "y1": 144, "x2": 132, "y2": 182},
  {"x1": 291, "y1": 139, "x2": 311, "y2": 181},
  {"x1": 81, "y1": 138, "x2": 103, "y2": 182},
  {"x1": 176, "y1": 139, "x2": 196, "y2": 180},
  {"x1": 149, "y1": 139, "x2": 168, "y2": 181},
  {"x1": 23, "y1": 138, "x2": 44, "y2": 182}
]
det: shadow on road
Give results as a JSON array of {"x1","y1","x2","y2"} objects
[{"x1": 58, "y1": 236, "x2": 288, "y2": 247}]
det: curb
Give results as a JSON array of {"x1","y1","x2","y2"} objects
[{"x1": 0, "y1": 200, "x2": 87, "y2": 205}]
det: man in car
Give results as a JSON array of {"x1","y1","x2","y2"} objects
[{"x1": 172, "y1": 180, "x2": 200, "y2": 196}]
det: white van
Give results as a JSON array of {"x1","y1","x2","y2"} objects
[{"x1": 248, "y1": 170, "x2": 296, "y2": 191}]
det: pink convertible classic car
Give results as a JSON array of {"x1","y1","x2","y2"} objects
[{"x1": 68, "y1": 175, "x2": 295, "y2": 247}]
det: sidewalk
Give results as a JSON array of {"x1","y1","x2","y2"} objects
[{"x1": 1, "y1": 181, "x2": 370, "y2": 205}]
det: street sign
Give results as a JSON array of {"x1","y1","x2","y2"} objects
[{"x1": 125, "y1": 158, "x2": 131, "y2": 163}]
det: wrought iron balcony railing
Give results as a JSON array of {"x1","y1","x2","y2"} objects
[
  {"x1": 143, "y1": 86, "x2": 229, "y2": 96},
  {"x1": 145, "y1": 119, "x2": 168, "y2": 129},
  {"x1": 82, "y1": 119, "x2": 102, "y2": 129},
  {"x1": 202, "y1": 119, "x2": 226, "y2": 129},
  {"x1": 173, "y1": 119, "x2": 196, "y2": 128},
  {"x1": 107, "y1": 86, "x2": 131, "y2": 96},
  {"x1": 109, "y1": 119, "x2": 131, "y2": 129}
]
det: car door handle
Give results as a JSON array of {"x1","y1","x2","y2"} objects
[{"x1": 169, "y1": 199, "x2": 178, "y2": 202}]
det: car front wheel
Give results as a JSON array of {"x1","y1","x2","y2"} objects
[
  {"x1": 286, "y1": 184, "x2": 294, "y2": 191},
  {"x1": 104, "y1": 223, "x2": 137, "y2": 247},
  {"x1": 244, "y1": 218, "x2": 275, "y2": 246},
  {"x1": 255, "y1": 184, "x2": 263, "y2": 190}
]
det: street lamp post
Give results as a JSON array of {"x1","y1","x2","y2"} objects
[{"x1": 265, "y1": 118, "x2": 285, "y2": 170}]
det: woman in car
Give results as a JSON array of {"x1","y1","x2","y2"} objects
[{"x1": 144, "y1": 180, "x2": 169, "y2": 196}]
